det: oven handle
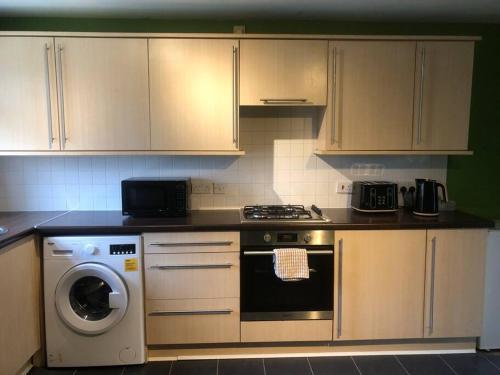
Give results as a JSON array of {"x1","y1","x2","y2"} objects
[{"x1": 243, "y1": 250, "x2": 333, "y2": 256}]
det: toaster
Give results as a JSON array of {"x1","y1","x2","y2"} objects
[{"x1": 351, "y1": 181, "x2": 398, "y2": 213}]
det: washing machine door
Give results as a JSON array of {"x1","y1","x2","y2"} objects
[{"x1": 55, "y1": 262, "x2": 128, "y2": 335}]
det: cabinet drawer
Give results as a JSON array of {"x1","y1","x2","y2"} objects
[
  {"x1": 146, "y1": 298, "x2": 240, "y2": 344},
  {"x1": 241, "y1": 320, "x2": 333, "y2": 343},
  {"x1": 145, "y1": 252, "x2": 239, "y2": 299},
  {"x1": 144, "y1": 232, "x2": 239, "y2": 254}
]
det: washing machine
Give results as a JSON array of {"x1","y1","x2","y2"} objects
[{"x1": 43, "y1": 236, "x2": 146, "y2": 367}]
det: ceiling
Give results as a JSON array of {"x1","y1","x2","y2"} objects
[{"x1": 0, "y1": 0, "x2": 500, "y2": 23}]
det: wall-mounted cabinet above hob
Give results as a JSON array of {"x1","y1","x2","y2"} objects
[{"x1": 0, "y1": 32, "x2": 478, "y2": 156}]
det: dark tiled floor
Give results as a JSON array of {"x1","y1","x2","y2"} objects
[{"x1": 29, "y1": 353, "x2": 500, "y2": 375}]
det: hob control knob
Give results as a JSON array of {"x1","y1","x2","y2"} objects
[
  {"x1": 83, "y1": 244, "x2": 98, "y2": 256},
  {"x1": 303, "y1": 234, "x2": 312, "y2": 243},
  {"x1": 263, "y1": 233, "x2": 272, "y2": 243}
]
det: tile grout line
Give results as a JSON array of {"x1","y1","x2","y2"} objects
[
  {"x1": 262, "y1": 358, "x2": 267, "y2": 375},
  {"x1": 306, "y1": 357, "x2": 315, "y2": 375},
  {"x1": 350, "y1": 356, "x2": 363, "y2": 375},
  {"x1": 438, "y1": 354, "x2": 459, "y2": 375},
  {"x1": 480, "y1": 353, "x2": 500, "y2": 371},
  {"x1": 394, "y1": 355, "x2": 411, "y2": 375}
]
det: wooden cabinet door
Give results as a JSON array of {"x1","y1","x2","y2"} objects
[
  {"x1": 149, "y1": 39, "x2": 239, "y2": 151},
  {"x1": 413, "y1": 42, "x2": 474, "y2": 151},
  {"x1": 55, "y1": 38, "x2": 150, "y2": 150},
  {"x1": 334, "y1": 230, "x2": 426, "y2": 340},
  {"x1": 240, "y1": 39, "x2": 328, "y2": 106},
  {"x1": 424, "y1": 229, "x2": 487, "y2": 338},
  {"x1": 0, "y1": 237, "x2": 40, "y2": 374},
  {"x1": 326, "y1": 41, "x2": 415, "y2": 150},
  {"x1": 0, "y1": 37, "x2": 60, "y2": 150}
]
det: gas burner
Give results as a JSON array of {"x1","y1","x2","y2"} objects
[{"x1": 241, "y1": 205, "x2": 330, "y2": 224}]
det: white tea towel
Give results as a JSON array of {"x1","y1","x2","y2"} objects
[{"x1": 273, "y1": 248, "x2": 309, "y2": 281}]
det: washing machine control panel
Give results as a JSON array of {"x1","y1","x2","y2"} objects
[{"x1": 110, "y1": 244, "x2": 136, "y2": 255}]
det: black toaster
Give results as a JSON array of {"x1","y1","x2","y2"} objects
[{"x1": 351, "y1": 181, "x2": 398, "y2": 213}]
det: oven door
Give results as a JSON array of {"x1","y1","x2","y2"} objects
[{"x1": 241, "y1": 247, "x2": 333, "y2": 321}]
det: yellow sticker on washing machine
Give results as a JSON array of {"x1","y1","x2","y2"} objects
[{"x1": 124, "y1": 258, "x2": 138, "y2": 272}]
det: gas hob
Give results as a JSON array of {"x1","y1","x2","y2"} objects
[{"x1": 240, "y1": 205, "x2": 330, "y2": 224}]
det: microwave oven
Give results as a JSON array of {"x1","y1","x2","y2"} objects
[{"x1": 121, "y1": 178, "x2": 191, "y2": 217}]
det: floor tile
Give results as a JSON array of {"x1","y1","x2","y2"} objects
[
  {"x1": 352, "y1": 355, "x2": 406, "y2": 375},
  {"x1": 123, "y1": 361, "x2": 172, "y2": 374},
  {"x1": 218, "y1": 358, "x2": 265, "y2": 375},
  {"x1": 76, "y1": 366, "x2": 124, "y2": 374},
  {"x1": 481, "y1": 353, "x2": 500, "y2": 370},
  {"x1": 264, "y1": 358, "x2": 312, "y2": 375},
  {"x1": 397, "y1": 355, "x2": 455, "y2": 375},
  {"x1": 441, "y1": 354, "x2": 500, "y2": 375},
  {"x1": 169, "y1": 360, "x2": 217, "y2": 375},
  {"x1": 308, "y1": 356, "x2": 359, "y2": 375},
  {"x1": 29, "y1": 368, "x2": 76, "y2": 375}
]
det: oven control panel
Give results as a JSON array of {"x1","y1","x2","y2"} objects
[{"x1": 242, "y1": 230, "x2": 334, "y2": 247}]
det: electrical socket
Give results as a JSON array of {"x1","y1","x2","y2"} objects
[
  {"x1": 192, "y1": 181, "x2": 213, "y2": 194},
  {"x1": 213, "y1": 183, "x2": 226, "y2": 194},
  {"x1": 336, "y1": 182, "x2": 352, "y2": 194}
]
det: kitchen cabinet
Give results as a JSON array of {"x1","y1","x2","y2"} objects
[
  {"x1": 424, "y1": 229, "x2": 487, "y2": 338},
  {"x1": 149, "y1": 39, "x2": 240, "y2": 151},
  {"x1": 240, "y1": 39, "x2": 328, "y2": 106},
  {"x1": 0, "y1": 37, "x2": 60, "y2": 151},
  {"x1": 0, "y1": 236, "x2": 41, "y2": 374},
  {"x1": 143, "y1": 232, "x2": 240, "y2": 344},
  {"x1": 54, "y1": 37, "x2": 150, "y2": 150},
  {"x1": 334, "y1": 230, "x2": 426, "y2": 340},
  {"x1": 322, "y1": 41, "x2": 416, "y2": 151},
  {"x1": 413, "y1": 42, "x2": 474, "y2": 151}
]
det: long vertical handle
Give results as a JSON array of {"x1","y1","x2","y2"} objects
[
  {"x1": 428, "y1": 236, "x2": 437, "y2": 335},
  {"x1": 232, "y1": 45, "x2": 239, "y2": 148},
  {"x1": 337, "y1": 238, "x2": 343, "y2": 338},
  {"x1": 43, "y1": 43, "x2": 54, "y2": 149},
  {"x1": 56, "y1": 44, "x2": 67, "y2": 149},
  {"x1": 417, "y1": 47, "x2": 426, "y2": 145},
  {"x1": 331, "y1": 46, "x2": 337, "y2": 146}
]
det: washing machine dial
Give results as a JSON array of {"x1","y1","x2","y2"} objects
[{"x1": 83, "y1": 244, "x2": 98, "y2": 256}]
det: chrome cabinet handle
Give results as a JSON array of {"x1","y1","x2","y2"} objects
[
  {"x1": 417, "y1": 47, "x2": 426, "y2": 145},
  {"x1": 243, "y1": 250, "x2": 333, "y2": 256},
  {"x1": 149, "y1": 308, "x2": 233, "y2": 316},
  {"x1": 149, "y1": 263, "x2": 233, "y2": 270},
  {"x1": 149, "y1": 241, "x2": 233, "y2": 247},
  {"x1": 337, "y1": 238, "x2": 343, "y2": 338},
  {"x1": 260, "y1": 98, "x2": 308, "y2": 104},
  {"x1": 331, "y1": 46, "x2": 337, "y2": 145},
  {"x1": 429, "y1": 236, "x2": 437, "y2": 335},
  {"x1": 43, "y1": 43, "x2": 54, "y2": 149},
  {"x1": 56, "y1": 44, "x2": 68, "y2": 148},
  {"x1": 232, "y1": 45, "x2": 239, "y2": 148}
]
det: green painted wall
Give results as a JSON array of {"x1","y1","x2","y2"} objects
[{"x1": 1, "y1": 17, "x2": 499, "y2": 219}]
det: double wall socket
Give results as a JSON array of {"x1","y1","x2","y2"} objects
[{"x1": 192, "y1": 180, "x2": 213, "y2": 194}]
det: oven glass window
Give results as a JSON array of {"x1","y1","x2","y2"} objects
[{"x1": 241, "y1": 251, "x2": 333, "y2": 316}]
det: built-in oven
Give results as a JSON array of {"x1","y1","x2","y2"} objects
[{"x1": 240, "y1": 230, "x2": 334, "y2": 321}]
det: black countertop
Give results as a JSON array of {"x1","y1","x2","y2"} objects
[
  {"x1": 0, "y1": 211, "x2": 66, "y2": 250},
  {"x1": 0, "y1": 208, "x2": 494, "y2": 250}
]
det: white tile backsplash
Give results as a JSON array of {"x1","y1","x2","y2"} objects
[{"x1": 0, "y1": 108, "x2": 447, "y2": 211}]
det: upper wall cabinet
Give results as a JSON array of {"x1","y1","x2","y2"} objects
[
  {"x1": 240, "y1": 40, "x2": 328, "y2": 106},
  {"x1": 149, "y1": 39, "x2": 240, "y2": 151},
  {"x1": 324, "y1": 41, "x2": 416, "y2": 150},
  {"x1": 55, "y1": 38, "x2": 150, "y2": 151},
  {"x1": 0, "y1": 37, "x2": 60, "y2": 151},
  {"x1": 413, "y1": 42, "x2": 474, "y2": 151}
]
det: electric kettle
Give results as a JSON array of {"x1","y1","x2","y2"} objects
[{"x1": 413, "y1": 179, "x2": 447, "y2": 216}]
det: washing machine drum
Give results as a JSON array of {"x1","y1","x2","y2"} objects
[{"x1": 55, "y1": 263, "x2": 129, "y2": 335}]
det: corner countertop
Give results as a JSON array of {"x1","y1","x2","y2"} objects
[{"x1": 0, "y1": 208, "x2": 494, "y2": 250}]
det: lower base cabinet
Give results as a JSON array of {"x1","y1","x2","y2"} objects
[
  {"x1": 424, "y1": 229, "x2": 487, "y2": 338},
  {"x1": 146, "y1": 298, "x2": 240, "y2": 344},
  {"x1": 0, "y1": 236, "x2": 41, "y2": 374}
]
